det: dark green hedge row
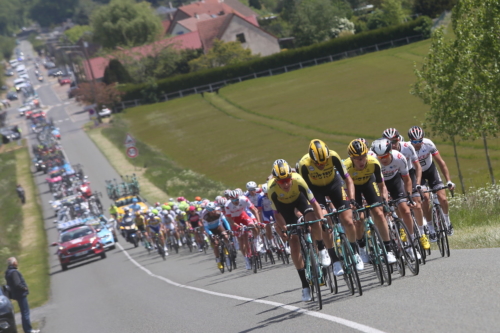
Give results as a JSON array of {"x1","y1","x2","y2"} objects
[{"x1": 121, "y1": 16, "x2": 430, "y2": 101}]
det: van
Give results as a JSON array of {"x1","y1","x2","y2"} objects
[
  {"x1": 9, "y1": 60, "x2": 18, "y2": 68},
  {"x1": 16, "y1": 64, "x2": 26, "y2": 73}
]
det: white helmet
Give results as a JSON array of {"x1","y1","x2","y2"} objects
[
  {"x1": 261, "y1": 183, "x2": 268, "y2": 194},
  {"x1": 371, "y1": 138, "x2": 392, "y2": 156},
  {"x1": 246, "y1": 181, "x2": 257, "y2": 191}
]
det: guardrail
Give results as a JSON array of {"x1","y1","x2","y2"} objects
[{"x1": 114, "y1": 34, "x2": 424, "y2": 112}]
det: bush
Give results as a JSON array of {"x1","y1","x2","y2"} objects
[{"x1": 121, "y1": 16, "x2": 430, "y2": 101}]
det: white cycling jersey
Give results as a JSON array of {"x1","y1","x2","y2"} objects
[
  {"x1": 396, "y1": 142, "x2": 418, "y2": 171},
  {"x1": 244, "y1": 191, "x2": 260, "y2": 207},
  {"x1": 257, "y1": 194, "x2": 273, "y2": 212},
  {"x1": 381, "y1": 151, "x2": 409, "y2": 181},
  {"x1": 414, "y1": 138, "x2": 438, "y2": 172},
  {"x1": 224, "y1": 196, "x2": 254, "y2": 218}
]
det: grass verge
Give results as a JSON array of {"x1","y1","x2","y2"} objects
[{"x1": 87, "y1": 120, "x2": 226, "y2": 200}]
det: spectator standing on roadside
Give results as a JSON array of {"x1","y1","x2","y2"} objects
[
  {"x1": 16, "y1": 184, "x2": 25, "y2": 204},
  {"x1": 5, "y1": 257, "x2": 40, "y2": 333}
]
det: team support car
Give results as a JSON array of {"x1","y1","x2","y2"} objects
[
  {"x1": 52, "y1": 222, "x2": 106, "y2": 271},
  {"x1": 0, "y1": 286, "x2": 16, "y2": 333},
  {"x1": 114, "y1": 195, "x2": 148, "y2": 215},
  {"x1": 85, "y1": 217, "x2": 116, "y2": 250}
]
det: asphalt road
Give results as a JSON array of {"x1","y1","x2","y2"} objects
[{"x1": 11, "y1": 41, "x2": 500, "y2": 333}]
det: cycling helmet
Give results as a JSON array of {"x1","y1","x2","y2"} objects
[
  {"x1": 132, "y1": 198, "x2": 138, "y2": 203},
  {"x1": 235, "y1": 188, "x2": 244, "y2": 196},
  {"x1": 169, "y1": 198, "x2": 174, "y2": 202},
  {"x1": 152, "y1": 209, "x2": 159, "y2": 215},
  {"x1": 399, "y1": 135, "x2": 405, "y2": 142},
  {"x1": 188, "y1": 205, "x2": 196, "y2": 212},
  {"x1": 124, "y1": 207, "x2": 130, "y2": 213},
  {"x1": 216, "y1": 196, "x2": 227, "y2": 206},
  {"x1": 347, "y1": 139, "x2": 368, "y2": 157},
  {"x1": 246, "y1": 181, "x2": 257, "y2": 191},
  {"x1": 135, "y1": 211, "x2": 141, "y2": 216},
  {"x1": 357, "y1": 138, "x2": 367, "y2": 145},
  {"x1": 408, "y1": 126, "x2": 424, "y2": 141},
  {"x1": 261, "y1": 183, "x2": 268, "y2": 194},
  {"x1": 382, "y1": 128, "x2": 400, "y2": 141},
  {"x1": 194, "y1": 196, "x2": 201, "y2": 201},
  {"x1": 155, "y1": 202, "x2": 160, "y2": 207},
  {"x1": 308, "y1": 139, "x2": 330, "y2": 164},
  {"x1": 177, "y1": 196, "x2": 185, "y2": 202},
  {"x1": 227, "y1": 190, "x2": 239, "y2": 199},
  {"x1": 371, "y1": 138, "x2": 392, "y2": 156},
  {"x1": 179, "y1": 211, "x2": 186, "y2": 216},
  {"x1": 165, "y1": 205, "x2": 171, "y2": 210},
  {"x1": 161, "y1": 205, "x2": 168, "y2": 210},
  {"x1": 206, "y1": 202, "x2": 218, "y2": 211},
  {"x1": 172, "y1": 205, "x2": 178, "y2": 210},
  {"x1": 272, "y1": 159, "x2": 292, "y2": 180},
  {"x1": 223, "y1": 189, "x2": 231, "y2": 199}
]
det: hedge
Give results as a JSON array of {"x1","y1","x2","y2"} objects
[{"x1": 121, "y1": 16, "x2": 431, "y2": 101}]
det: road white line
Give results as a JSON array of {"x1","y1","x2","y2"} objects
[{"x1": 117, "y1": 243, "x2": 386, "y2": 333}]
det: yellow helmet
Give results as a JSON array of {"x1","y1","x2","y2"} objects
[
  {"x1": 272, "y1": 159, "x2": 292, "y2": 180},
  {"x1": 308, "y1": 139, "x2": 330, "y2": 164},
  {"x1": 347, "y1": 139, "x2": 368, "y2": 157}
]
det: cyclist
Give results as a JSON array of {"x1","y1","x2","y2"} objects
[
  {"x1": 408, "y1": 126, "x2": 455, "y2": 237},
  {"x1": 186, "y1": 205, "x2": 204, "y2": 252},
  {"x1": 134, "y1": 211, "x2": 150, "y2": 249},
  {"x1": 162, "y1": 210, "x2": 179, "y2": 249},
  {"x1": 372, "y1": 138, "x2": 419, "y2": 259},
  {"x1": 109, "y1": 204, "x2": 118, "y2": 219},
  {"x1": 257, "y1": 183, "x2": 276, "y2": 247},
  {"x1": 345, "y1": 139, "x2": 397, "y2": 270},
  {"x1": 268, "y1": 159, "x2": 325, "y2": 302},
  {"x1": 245, "y1": 181, "x2": 267, "y2": 252},
  {"x1": 202, "y1": 202, "x2": 231, "y2": 270},
  {"x1": 383, "y1": 128, "x2": 430, "y2": 250},
  {"x1": 147, "y1": 211, "x2": 168, "y2": 255},
  {"x1": 224, "y1": 190, "x2": 261, "y2": 270},
  {"x1": 129, "y1": 197, "x2": 142, "y2": 213},
  {"x1": 176, "y1": 210, "x2": 188, "y2": 245},
  {"x1": 297, "y1": 139, "x2": 359, "y2": 271}
]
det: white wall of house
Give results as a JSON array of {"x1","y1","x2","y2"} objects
[
  {"x1": 220, "y1": 16, "x2": 280, "y2": 56},
  {"x1": 171, "y1": 23, "x2": 191, "y2": 35}
]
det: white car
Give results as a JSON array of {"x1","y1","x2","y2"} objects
[
  {"x1": 98, "y1": 107, "x2": 112, "y2": 118},
  {"x1": 18, "y1": 105, "x2": 33, "y2": 116}
]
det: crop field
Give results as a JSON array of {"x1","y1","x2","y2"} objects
[{"x1": 114, "y1": 39, "x2": 500, "y2": 191}]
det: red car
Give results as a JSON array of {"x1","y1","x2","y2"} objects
[
  {"x1": 52, "y1": 225, "x2": 106, "y2": 271},
  {"x1": 59, "y1": 77, "x2": 71, "y2": 85}
]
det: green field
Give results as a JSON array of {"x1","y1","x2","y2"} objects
[{"x1": 112, "y1": 38, "x2": 500, "y2": 192}]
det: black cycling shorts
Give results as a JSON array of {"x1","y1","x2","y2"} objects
[
  {"x1": 309, "y1": 176, "x2": 350, "y2": 211},
  {"x1": 385, "y1": 175, "x2": 407, "y2": 202},
  {"x1": 137, "y1": 225, "x2": 145, "y2": 232},
  {"x1": 208, "y1": 225, "x2": 226, "y2": 241},
  {"x1": 354, "y1": 175, "x2": 382, "y2": 206},
  {"x1": 420, "y1": 162, "x2": 443, "y2": 190},
  {"x1": 273, "y1": 192, "x2": 312, "y2": 225}
]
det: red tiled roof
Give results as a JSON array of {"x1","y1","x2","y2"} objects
[
  {"x1": 204, "y1": 0, "x2": 257, "y2": 17},
  {"x1": 177, "y1": 14, "x2": 212, "y2": 32},
  {"x1": 84, "y1": 32, "x2": 202, "y2": 80},
  {"x1": 197, "y1": 14, "x2": 233, "y2": 51},
  {"x1": 162, "y1": 20, "x2": 172, "y2": 35}
]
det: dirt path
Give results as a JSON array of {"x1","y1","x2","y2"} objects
[{"x1": 87, "y1": 127, "x2": 169, "y2": 204}]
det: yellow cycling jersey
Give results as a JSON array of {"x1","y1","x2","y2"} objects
[
  {"x1": 344, "y1": 155, "x2": 383, "y2": 186},
  {"x1": 148, "y1": 216, "x2": 161, "y2": 227},
  {"x1": 297, "y1": 150, "x2": 347, "y2": 187},
  {"x1": 134, "y1": 215, "x2": 145, "y2": 227},
  {"x1": 267, "y1": 172, "x2": 316, "y2": 210}
]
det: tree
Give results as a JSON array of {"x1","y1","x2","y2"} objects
[
  {"x1": 64, "y1": 25, "x2": 92, "y2": 44},
  {"x1": 103, "y1": 59, "x2": 132, "y2": 84},
  {"x1": 75, "y1": 82, "x2": 123, "y2": 108},
  {"x1": 30, "y1": 0, "x2": 78, "y2": 27},
  {"x1": 414, "y1": 0, "x2": 457, "y2": 18},
  {"x1": 91, "y1": 0, "x2": 162, "y2": 50},
  {"x1": 0, "y1": 36, "x2": 16, "y2": 60},
  {"x1": 188, "y1": 39, "x2": 259, "y2": 72},
  {"x1": 381, "y1": 0, "x2": 405, "y2": 26},
  {"x1": 412, "y1": 0, "x2": 500, "y2": 187},
  {"x1": 73, "y1": 0, "x2": 101, "y2": 25},
  {"x1": 290, "y1": 0, "x2": 350, "y2": 47}
]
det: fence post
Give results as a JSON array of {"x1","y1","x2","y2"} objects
[
  {"x1": 329, "y1": 55, "x2": 333, "y2": 62},
  {"x1": 180, "y1": 91, "x2": 183, "y2": 97},
  {"x1": 299, "y1": 62, "x2": 303, "y2": 69},
  {"x1": 344, "y1": 51, "x2": 348, "y2": 57},
  {"x1": 209, "y1": 84, "x2": 213, "y2": 92},
  {"x1": 253, "y1": 73, "x2": 257, "y2": 78},
  {"x1": 194, "y1": 87, "x2": 198, "y2": 93},
  {"x1": 391, "y1": 40, "x2": 394, "y2": 46},
  {"x1": 375, "y1": 44, "x2": 379, "y2": 51},
  {"x1": 284, "y1": 66, "x2": 288, "y2": 73},
  {"x1": 134, "y1": 100, "x2": 138, "y2": 106},
  {"x1": 121, "y1": 101, "x2": 125, "y2": 109},
  {"x1": 406, "y1": 37, "x2": 410, "y2": 44},
  {"x1": 164, "y1": 94, "x2": 168, "y2": 101},
  {"x1": 314, "y1": 59, "x2": 318, "y2": 65},
  {"x1": 269, "y1": 69, "x2": 272, "y2": 76}
]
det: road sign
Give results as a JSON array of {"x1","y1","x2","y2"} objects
[
  {"x1": 124, "y1": 133, "x2": 136, "y2": 147},
  {"x1": 126, "y1": 146, "x2": 138, "y2": 158}
]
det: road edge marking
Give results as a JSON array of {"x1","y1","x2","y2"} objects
[{"x1": 117, "y1": 243, "x2": 386, "y2": 333}]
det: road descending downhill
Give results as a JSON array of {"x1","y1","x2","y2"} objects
[{"x1": 14, "y1": 41, "x2": 500, "y2": 333}]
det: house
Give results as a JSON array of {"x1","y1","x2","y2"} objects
[
  {"x1": 82, "y1": 32, "x2": 202, "y2": 81},
  {"x1": 198, "y1": 13, "x2": 279, "y2": 56}
]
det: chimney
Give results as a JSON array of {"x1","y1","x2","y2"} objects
[{"x1": 169, "y1": 1, "x2": 173, "y2": 8}]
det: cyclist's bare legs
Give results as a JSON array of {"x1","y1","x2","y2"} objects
[
  {"x1": 372, "y1": 206, "x2": 390, "y2": 241},
  {"x1": 396, "y1": 201, "x2": 414, "y2": 234},
  {"x1": 238, "y1": 233, "x2": 249, "y2": 258},
  {"x1": 437, "y1": 189, "x2": 449, "y2": 214},
  {"x1": 412, "y1": 196, "x2": 424, "y2": 226},
  {"x1": 289, "y1": 234, "x2": 304, "y2": 270},
  {"x1": 339, "y1": 209, "x2": 356, "y2": 242}
]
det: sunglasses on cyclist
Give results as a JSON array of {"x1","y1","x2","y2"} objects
[
  {"x1": 231, "y1": 198, "x2": 239, "y2": 202},
  {"x1": 376, "y1": 153, "x2": 391, "y2": 159},
  {"x1": 277, "y1": 177, "x2": 292, "y2": 185},
  {"x1": 248, "y1": 188, "x2": 256, "y2": 192},
  {"x1": 411, "y1": 139, "x2": 423, "y2": 144}
]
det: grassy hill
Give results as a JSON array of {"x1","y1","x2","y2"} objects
[{"x1": 107, "y1": 38, "x2": 500, "y2": 192}]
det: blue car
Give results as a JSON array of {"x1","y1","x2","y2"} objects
[{"x1": 96, "y1": 223, "x2": 116, "y2": 250}]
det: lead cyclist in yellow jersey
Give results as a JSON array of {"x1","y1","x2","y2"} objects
[
  {"x1": 297, "y1": 139, "x2": 360, "y2": 275},
  {"x1": 344, "y1": 139, "x2": 396, "y2": 264},
  {"x1": 267, "y1": 159, "x2": 325, "y2": 302}
]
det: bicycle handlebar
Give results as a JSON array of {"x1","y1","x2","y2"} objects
[{"x1": 421, "y1": 185, "x2": 454, "y2": 197}]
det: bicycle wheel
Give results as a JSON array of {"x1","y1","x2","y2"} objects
[
  {"x1": 219, "y1": 245, "x2": 225, "y2": 274},
  {"x1": 435, "y1": 207, "x2": 450, "y2": 257},
  {"x1": 157, "y1": 239, "x2": 166, "y2": 260},
  {"x1": 388, "y1": 220, "x2": 405, "y2": 277},
  {"x1": 308, "y1": 246, "x2": 322, "y2": 310},
  {"x1": 323, "y1": 265, "x2": 338, "y2": 294},
  {"x1": 412, "y1": 220, "x2": 426, "y2": 265},
  {"x1": 203, "y1": 238, "x2": 207, "y2": 254},
  {"x1": 340, "y1": 233, "x2": 362, "y2": 296},
  {"x1": 396, "y1": 220, "x2": 419, "y2": 275},
  {"x1": 224, "y1": 245, "x2": 232, "y2": 272},
  {"x1": 368, "y1": 225, "x2": 391, "y2": 286},
  {"x1": 186, "y1": 235, "x2": 193, "y2": 252}
]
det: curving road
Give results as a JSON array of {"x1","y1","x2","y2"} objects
[{"x1": 12, "y1": 41, "x2": 500, "y2": 333}]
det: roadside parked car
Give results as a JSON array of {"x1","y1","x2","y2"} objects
[
  {"x1": 6, "y1": 92, "x2": 18, "y2": 101},
  {"x1": 44, "y1": 61, "x2": 56, "y2": 69},
  {"x1": 58, "y1": 77, "x2": 71, "y2": 85},
  {"x1": 0, "y1": 286, "x2": 16, "y2": 333},
  {"x1": 4, "y1": 70, "x2": 13, "y2": 77},
  {"x1": 52, "y1": 224, "x2": 106, "y2": 271},
  {"x1": 18, "y1": 104, "x2": 33, "y2": 117},
  {"x1": 98, "y1": 106, "x2": 112, "y2": 118},
  {"x1": 48, "y1": 68, "x2": 65, "y2": 77}
]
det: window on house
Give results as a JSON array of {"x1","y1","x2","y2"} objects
[{"x1": 236, "y1": 33, "x2": 246, "y2": 43}]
